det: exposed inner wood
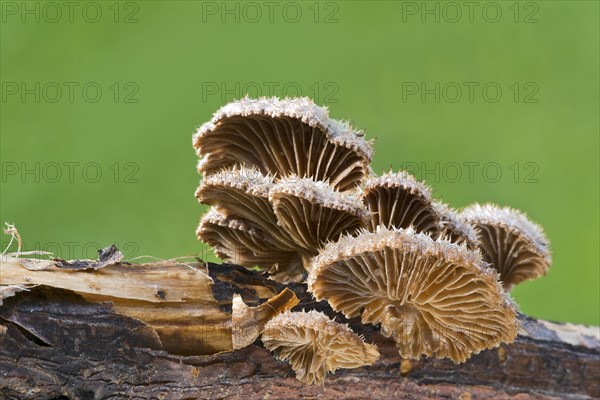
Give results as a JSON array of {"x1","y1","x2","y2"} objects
[{"x1": 2, "y1": 259, "x2": 214, "y2": 303}]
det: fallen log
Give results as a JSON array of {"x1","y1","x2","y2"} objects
[{"x1": 0, "y1": 261, "x2": 598, "y2": 399}]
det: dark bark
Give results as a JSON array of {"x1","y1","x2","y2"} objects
[{"x1": 1, "y1": 263, "x2": 598, "y2": 400}]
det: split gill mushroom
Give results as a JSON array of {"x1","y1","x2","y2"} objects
[
  {"x1": 362, "y1": 171, "x2": 479, "y2": 248},
  {"x1": 307, "y1": 226, "x2": 518, "y2": 363},
  {"x1": 261, "y1": 310, "x2": 380, "y2": 385},
  {"x1": 460, "y1": 203, "x2": 552, "y2": 290},
  {"x1": 362, "y1": 171, "x2": 440, "y2": 233},
  {"x1": 269, "y1": 176, "x2": 368, "y2": 255},
  {"x1": 196, "y1": 208, "x2": 304, "y2": 281},
  {"x1": 193, "y1": 97, "x2": 373, "y2": 192}
]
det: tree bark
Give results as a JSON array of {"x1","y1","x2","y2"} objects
[{"x1": 1, "y1": 261, "x2": 598, "y2": 400}]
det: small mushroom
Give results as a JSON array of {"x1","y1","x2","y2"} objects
[
  {"x1": 197, "y1": 208, "x2": 304, "y2": 281},
  {"x1": 362, "y1": 171, "x2": 441, "y2": 234},
  {"x1": 460, "y1": 203, "x2": 551, "y2": 290},
  {"x1": 269, "y1": 176, "x2": 368, "y2": 258},
  {"x1": 307, "y1": 226, "x2": 517, "y2": 363},
  {"x1": 193, "y1": 97, "x2": 373, "y2": 191},
  {"x1": 262, "y1": 310, "x2": 380, "y2": 385},
  {"x1": 362, "y1": 171, "x2": 479, "y2": 248},
  {"x1": 433, "y1": 201, "x2": 480, "y2": 250},
  {"x1": 195, "y1": 165, "x2": 297, "y2": 251}
]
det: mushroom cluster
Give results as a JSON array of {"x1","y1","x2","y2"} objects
[
  {"x1": 194, "y1": 97, "x2": 372, "y2": 282},
  {"x1": 193, "y1": 97, "x2": 552, "y2": 384}
]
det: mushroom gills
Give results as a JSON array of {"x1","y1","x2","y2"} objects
[
  {"x1": 262, "y1": 310, "x2": 380, "y2": 385},
  {"x1": 362, "y1": 171, "x2": 440, "y2": 235},
  {"x1": 194, "y1": 97, "x2": 373, "y2": 191},
  {"x1": 308, "y1": 226, "x2": 518, "y2": 363},
  {"x1": 197, "y1": 208, "x2": 304, "y2": 281},
  {"x1": 460, "y1": 203, "x2": 551, "y2": 290},
  {"x1": 195, "y1": 165, "x2": 298, "y2": 252},
  {"x1": 270, "y1": 177, "x2": 368, "y2": 255}
]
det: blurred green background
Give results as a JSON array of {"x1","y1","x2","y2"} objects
[{"x1": 1, "y1": 1, "x2": 598, "y2": 325}]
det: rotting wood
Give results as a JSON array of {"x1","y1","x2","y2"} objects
[
  {"x1": 0, "y1": 261, "x2": 598, "y2": 399},
  {"x1": 1, "y1": 259, "x2": 298, "y2": 356}
]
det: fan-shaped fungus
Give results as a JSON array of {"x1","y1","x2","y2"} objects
[
  {"x1": 195, "y1": 165, "x2": 297, "y2": 251},
  {"x1": 270, "y1": 176, "x2": 367, "y2": 255},
  {"x1": 433, "y1": 201, "x2": 480, "y2": 249},
  {"x1": 460, "y1": 203, "x2": 551, "y2": 290},
  {"x1": 362, "y1": 171, "x2": 439, "y2": 233},
  {"x1": 307, "y1": 226, "x2": 517, "y2": 363},
  {"x1": 197, "y1": 208, "x2": 304, "y2": 280},
  {"x1": 193, "y1": 97, "x2": 373, "y2": 191},
  {"x1": 362, "y1": 171, "x2": 479, "y2": 248},
  {"x1": 262, "y1": 310, "x2": 380, "y2": 385}
]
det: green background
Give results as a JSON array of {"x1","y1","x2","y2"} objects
[{"x1": 1, "y1": 1, "x2": 598, "y2": 325}]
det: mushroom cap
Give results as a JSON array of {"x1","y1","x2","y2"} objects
[
  {"x1": 362, "y1": 171, "x2": 441, "y2": 234},
  {"x1": 197, "y1": 208, "x2": 303, "y2": 280},
  {"x1": 432, "y1": 201, "x2": 480, "y2": 250},
  {"x1": 362, "y1": 171, "x2": 479, "y2": 248},
  {"x1": 262, "y1": 310, "x2": 380, "y2": 385},
  {"x1": 193, "y1": 97, "x2": 372, "y2": 191},
  {"x1": 195, "y1": 165, "x2": 297, "y2": 251},
  {"x1": 307, "y1": 226, "x2": 517, "y2": 363},
  {"x1": 460, "y1": 203, "x2": 552, "y2": 289},
  {"x1": 269, "y1": 176, "x2": 368, "y2": 254}
]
